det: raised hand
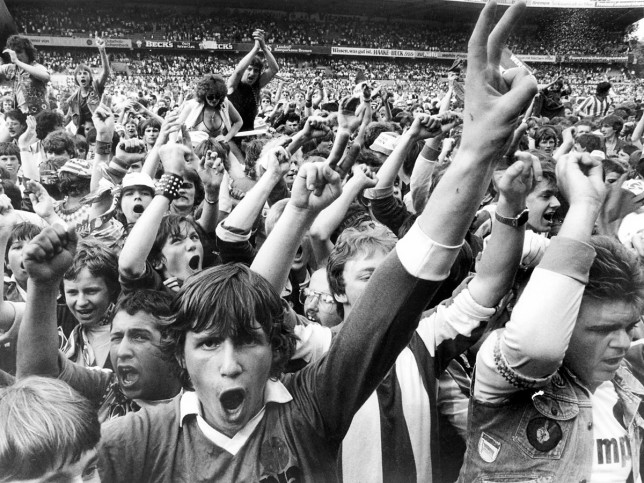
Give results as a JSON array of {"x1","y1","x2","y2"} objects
[
  {"x1": 3, "y1": 49, "x2": 17, "y2": 64},
  {"x1": 157, "y1": 111, "x2": 182, "y2": 145},
  {"x1": 407, "y1": 113, "x2": 452, "y2": 140},
  {"x1": 115, "y1": 139, "x2": 147, "y2": 167},
  {"x1": 462, "y1": 0, "x2": 537, "y2": 158},
  {"x1": 198, "y1": 150, "x2": 225, "y2": 192},
  {"x1": 290, "y1": 162, "x2": 342, "y2": 215},
  {"x1": 18, "y1": 115, "x2": 37, "y2": 151},
  {"x1": 496, "y1": 152, "x2": 540, "y2": 209},
  {"x1": 349, "y1": 164, "x2": 378, "y2": 190},
  {"x1": 556, "y1": 151, "x2": 605, "y2": 208},
  {"x1": 301, "y1": 116, "x2": 331, "y2": 140},
  {"x1": 27, "y1": 180, "x2": 55, "y2": 221},
  {"x1": 92, "y1": 103, "x2": 115, "y2": 142},
  {"x1": 23, "y1": 224, "x2": 77, "y2": 284},
  {"x1": 338, "y1": 95, "x2": 363, "y2": 133},
  {"x1": 95, "y1": 36, "x2": 106, "y2": 50},
  {"x1": 158, "y1": 143, "x2": 191, "y2": 177},
  {"x1": 253, "y1": 29, "x2": 266, "y2": 47}
]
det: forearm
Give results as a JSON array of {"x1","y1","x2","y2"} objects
[
  {"x1": 20, "y1": 148, "x2": 39, "y2": 180},
  {"x1": 251, "y1": 204, "x2": 314, "y2": 291},
  {"x1": 222, "y1": 172, "x2": 279, "y2": 232},
  {"x1": 327, "y1": 128, "x2": 351, "y2": 168},
  {"x1": 310, "y1": 180, "x2": 362, "y2": 242},
  {"x1": 91, "y1": 152, "x2": 111, "y2": 193},
  {"x1": 375, "y1": 132, "x2": 414, "y2": 189},
  {"x1": 196, "y1": 189, "x2": 219, "y2": 234},
  {"x1": 98, "y1": 48, "x2": 110, "y2": 86},
  {"x1": 119, "y1": 196, "x2": 169, "y2": 277},
  {"x1": 631, "y1": 114, "x2": 644, "y2": 145},
  {"x1": 416, "y1": 147, "x2": 494, "y2": 247},
  {"x1": 15, "y1": 60, "x2": 50, "y2": 82},
  {"x1": 439, "y1": 88, "x2": 453, "y2": 114},
  {"x1": 468, "y1": 197, "x2": 525, "y2": 307},
  {"x1": 224, "y1": 120, "x2": 242, "y2": 142},
  {"x1": 16, "y1": 280, "x2": 60, "y2": 378},
  {"x1": 142, "y1": 146, "x2": 161, "y2": 179}
]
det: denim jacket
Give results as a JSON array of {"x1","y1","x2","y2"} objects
[
  {"x1": 65, "y1": 79, "x2": 103, "y2": 129},
  {"x1": 458, "y1": 364, "x2": 644, "y2": 483}
]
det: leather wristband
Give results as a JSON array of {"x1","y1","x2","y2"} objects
[
  {"x1": 155, "y1": 173, "x2": 183, "y2": 201},
  {"x1": 95, "y1": 141, "x2": 112, "y2": 156}
]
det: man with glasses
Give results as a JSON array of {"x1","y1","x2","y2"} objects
[{"x1": 300, "y1": 268, "x2": 342, "y2": 328}]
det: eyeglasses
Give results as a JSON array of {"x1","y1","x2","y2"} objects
[
  {"x1": 206, "y1": 94, "x2": 222, "y2": 102},
  {"x1": 299, "y1": 288, "x2": 335, "y2": 306}
]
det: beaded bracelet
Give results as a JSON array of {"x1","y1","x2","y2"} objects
[
  {"x1": 95, "y1": 141, "x2": 112, "y2": 156},
  {"x1": 155, "y1": 173, "x2": 183, "y2": 201}
]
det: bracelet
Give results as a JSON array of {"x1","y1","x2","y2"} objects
[
  {"x1": 204, "y1": 194, "x2": 217, "y2": 205},
  {"x1": 155, "y1": 173, "x2": 183, "y2": 201},
  {"x1": 95, "y1": 141, "x2": 112, "y2": 156}
]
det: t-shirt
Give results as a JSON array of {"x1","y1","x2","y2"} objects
[
  {"x1": 228, "y1": 81, "x2": 260, "y2": 132},
  {"x1": 591, "y1": 381, "x2": 633, "y2": 482}
]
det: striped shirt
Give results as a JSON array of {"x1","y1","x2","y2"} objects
[
  {"x1": 297, "y1": 285, "x2": 496, "y2": 482},
  {"x1": 577, "y1": 95, "x2": 612, "y2": 118}
]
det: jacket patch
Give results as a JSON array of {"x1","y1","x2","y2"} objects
[
  {"x1": 478, "y1": 432, "x2": 501, "y2": 463},
  {"x1": 526, "y1": 417, "x2": 562, "y2": 452}
]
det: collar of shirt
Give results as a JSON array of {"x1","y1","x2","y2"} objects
[
  {"x1": 9, "y1": 274, "x2": 27, "y2": 301},
  {"x1": 178, "y1": 380, "x2": 292, "y2": 455}
]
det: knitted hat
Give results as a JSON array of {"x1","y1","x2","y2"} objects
[
  {"x1": 370, "y1": 132, "x2": 400, "y2": 156},
  {"x1": 58, "y1": 159, "x2": 92, "y2": 178}
]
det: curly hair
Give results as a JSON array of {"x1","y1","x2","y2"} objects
[
  {"x1": 6, "y1": 35, "x2": 37, "y2": 64},
  {"x1": 194, "y1": 74, "x2": 227, "y2": 106},
  {"x1": 35, "y1": 110, "x2": 64, "y2": 141},
  {"x1": 166, "y1": 264, "x2": 297, "y2": 387}
]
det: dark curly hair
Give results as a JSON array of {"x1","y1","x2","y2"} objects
[
  {"x1": 6, "y1": 35, "x2": 37, "y2": 64},
  {"x1": 194, "y1": 74, "x2": 227, "y2": 106},
  {"x1": 166, "y1": 264, "x2": 297, "y2": 388}
]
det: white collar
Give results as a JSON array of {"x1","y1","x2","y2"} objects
[
  {"x1": 179, "y1": 380, "x2": 292, "y2": 455},
  {"x1": 9, "y1": 274, "x2": 27, "y2": 301}
]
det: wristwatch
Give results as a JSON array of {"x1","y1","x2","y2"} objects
[{"x1": 495, "y1": 208, "x2": 529, "y2": 228}]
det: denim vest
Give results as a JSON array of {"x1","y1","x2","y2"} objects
[
  {"x1": 65, "y1": 80, "x2": 103, "y2": 128},
  {"x1": 458, "y1": 365, "x2": 644, "y2": 483}
]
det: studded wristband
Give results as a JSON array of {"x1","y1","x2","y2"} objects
[{"x1": 155, "y1": 173, "x2": 183, "y2": 201}]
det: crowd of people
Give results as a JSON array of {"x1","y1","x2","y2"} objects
[
  {"x1": 12, "y1": 3, "x2": 633, "y2": 56},
  {"x1": 1, "y1": 1, "x2": 644, "y2": 482}
]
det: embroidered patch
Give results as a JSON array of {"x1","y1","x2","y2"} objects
[
  {"x1": 478, "y1": 432, "x2": 501, "y2": 463},
  {"x1": 526, "y1": 417, "x2": 562, "y2": 452}
]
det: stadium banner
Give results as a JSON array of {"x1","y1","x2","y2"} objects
[
  {"x1": 25, "y1": 35, "x2": 132, "y2": 49},
  {"x1": 331, "y1": 46, "x2": 464, "y2": 59},
  {"x1": 565, "y1": 55, "x2": 629, "y2": 63},
  {"x1": 133, "y1": 40, "x2": 201, "y2": 50},
  {"x1": 200, "y1": 40, "x2": 235, "y2": 51},
  {"x1": 270, "y1": 44, "x2": 331, "y2": 55},
  {"x1": 518, "y1": 55, "x2": 556, "y2": 63},
  {"x1": 443, "y1": 0, "x2": 644, "y2": 6}
]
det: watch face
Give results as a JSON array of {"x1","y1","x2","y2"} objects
[{"x1": 518, "y1": 210, "x2": 529, "y2": 226}]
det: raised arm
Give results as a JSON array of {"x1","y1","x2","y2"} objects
[
  {"x1": 3, "y1": 48, "x2": 50, "y2": 83},
  {"x1": 95, "y1": 37, "x2": 110, "y2": 89},
  {"x1": 475, "y1": 151, "x2": 605, "y2": 403},
  {"x1": 255, "y1": 30, "x2": 279, "y2": 88},
  {"x1": 227, "y1": 32, "x2": 262, "y2": 91},
  {"x1": 631, "y1": 110, "x2": 644, "y2": 148},
  {"x1": 118, "y1": 144, "x2": 187, "y2": 279},
  {"x1": 309, "y1": 164, "x2": 377, "y2": 265},
  {"x1": 251, "y1": 158, "x2": 341, "y2": 292},
  {"x1": 17, "y1": 224, "x2": 77, "y2": 378}
]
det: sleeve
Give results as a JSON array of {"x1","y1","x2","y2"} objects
[
  {"x1": 474, "y1": 236, "x2": 596, "y2": 403},
  {"x1": 416, "y1": 285, "x2": 497, "y2": 376},
  {"x1": 0, "y1": 64, "x2": 14, "y2": 80},
  {"x1": 119, "y1": 262, "x2": 165, "y2": 292},
  {"x1": 289, "y1": 226, "x2": 461, "y2": 440},
  {"x1": 215, "y1": 222, "x2": 256, "y2": 266},
  {"x1": 57, "y1": 351, "x2": 114, "y2": 404},
  {"x1": 369, "y1": 193, "x2": 412, "y2": 237}
]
